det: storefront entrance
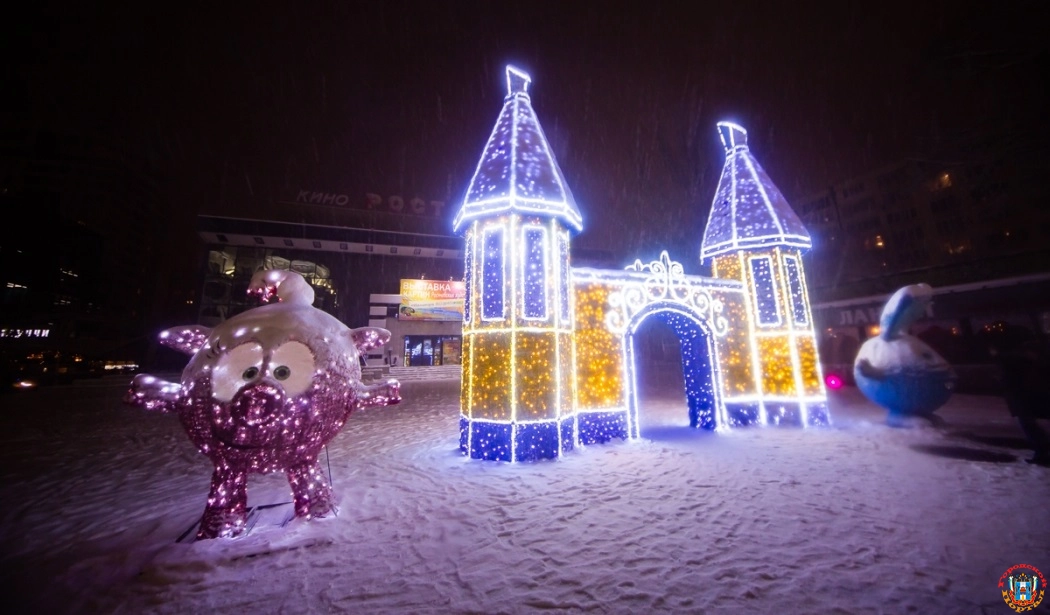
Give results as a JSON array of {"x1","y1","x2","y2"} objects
[{"x1": 403, "y1": 335, "x2": 462, "y2": 367}]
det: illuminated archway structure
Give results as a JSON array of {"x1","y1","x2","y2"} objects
[{"x1": 455, "y1": 66, "x2": 829, "y2": 462}]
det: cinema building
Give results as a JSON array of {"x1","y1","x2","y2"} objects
[
  {"x1": 194, "y1": 189, "x2": 463, "y2": 367},
  {"x1": 195, "y1": 187, "x2": 614, "y2": 369}
]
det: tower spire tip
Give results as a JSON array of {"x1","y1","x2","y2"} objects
[
  {"x1": 506, "y1": 65, "x2": 531, "y2": 97},
  {"x1": 716, "y1": 121, "x2": 748, "y2": 153}
]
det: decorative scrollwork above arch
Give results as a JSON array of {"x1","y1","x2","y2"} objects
[{"x1": 604, "y1": 251, "x2": 729, "y2": 337}]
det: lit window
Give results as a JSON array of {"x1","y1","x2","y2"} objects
[
  {"x1": 559, "y1": 234, "x2": 571, "y2": 324},
  {"x1": 783, "y1": 256, "x2": 808, "y2": 325},
  {"x1": 482, "y1": 227, "x2": 505, "y2": 320},
  {"x1": 522, "y1": 226, "x2": 547, "y2": 320},
  {"x1": 749, "y1": 256, "x2": 781, "y2": 326}
]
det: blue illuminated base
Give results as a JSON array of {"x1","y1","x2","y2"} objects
[
  {"x1": 854, "y1": 368, "x2": 954, "y2": 418},
  {"x1": 577, "y1": 410, "x2": 629, "y2": 444},
  {"x1": 460, "y1": 417, "x2": 576, "y2": 462},
  {"x1": 725, "y1": 403, "x2": 763, "y2": 427},
  {"x1": 805, "y1": 401, "x2": 831, "y2": 426},
  {"x1": 724, "y1": 401, "x2": 831, "y2": 428}
]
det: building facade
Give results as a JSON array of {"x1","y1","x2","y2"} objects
[
  {"x1": 795, "y1": 149, "x2": 1050, "y2": 391},
  {"x1": 0, "y1": 129, "x2": 168, "y2": 379}
]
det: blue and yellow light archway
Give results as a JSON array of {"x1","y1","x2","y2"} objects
[{"x1": 456, "y1": 66, "x2": 829, "y2": 462}]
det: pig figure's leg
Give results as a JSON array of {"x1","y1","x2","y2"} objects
[
  {"x1": 197, "y1": 463, "x2": 249, "y2": 539},
  {"x1": 287, "y1": 460, "x2": 335, "y2": 519}
]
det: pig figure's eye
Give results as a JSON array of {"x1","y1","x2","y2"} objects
[
  {"x1": 213, "y1": 342, "x2": 264, "y2": 402},
  {"x1": 269, "y1": 341, "x2": 315, "y2": 396}
]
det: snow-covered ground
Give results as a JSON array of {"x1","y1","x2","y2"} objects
[{"x1": 1, "y1": 373, "x2": 1048, "y2": 614}]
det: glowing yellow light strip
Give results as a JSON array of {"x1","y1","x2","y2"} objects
[
  {"x1": 465, "y1": 222, "x2": 476, "y2": 422},
  {"x1": 738, "y1": 250, "x2": 767, "y2": 425},
  {"x1": 462, "y1": 327, "x2": 574, "y2": 336},
  {"x1": 774, "y1": 247, "x2": 808, "y2": 426}
]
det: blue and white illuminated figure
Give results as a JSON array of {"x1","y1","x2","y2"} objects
[
  {"x1": 854, "y1": 283, "x2": 956, "y2": 425},
  {"x1": 455, "y1": 65, "x2": 581, "y2": 461}
]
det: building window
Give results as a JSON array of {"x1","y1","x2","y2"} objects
[
  {"x1": 522, "y1": 226, "x2": 547, "y2": 320},
  {"x1": 482, "y1": 226, "x2": 505, "y2": 320},
  {"x1": 559, "y1": 233, "x2": 571, "y2": 324},
  {"x1": 749, "y1": 255, "x2": 781, "y2": 326},
  {"x1": 783, "y1": 256, "x2": 808, "y2": 325}
]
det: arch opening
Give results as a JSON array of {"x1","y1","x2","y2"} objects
[{"x1": 624, "y1": 302, "x2": 719, "y2": 439}]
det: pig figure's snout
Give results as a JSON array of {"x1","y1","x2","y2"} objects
[{"x1": 230, "y1": 382, "x2": 284, "y2": 427}]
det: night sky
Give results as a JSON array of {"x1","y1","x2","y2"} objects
[{"x1": 6, "y1": 1, "x2": 1047, "y2": 264}]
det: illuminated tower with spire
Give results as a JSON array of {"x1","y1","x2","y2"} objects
[
  {"x1": 453, "y1": 66, "x2": 583, "y2": 461},
  {"x1": 701, "y1": 122, "x2": 829, "y2": 427}
]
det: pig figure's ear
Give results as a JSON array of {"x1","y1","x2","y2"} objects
[
  {"x1": 158, "y1": 325, "x2": 212, "y2": 355},
  {"x1": 350, "y1": 327, "x2": 391, "y2": 353}
]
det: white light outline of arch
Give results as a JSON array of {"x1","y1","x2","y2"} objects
[
  {"x1": 622, "y1": 301, "x2": 723, "y2": 439},
  {"x1": 603, "y1": 251, "x2": 731, "y2": 338}
]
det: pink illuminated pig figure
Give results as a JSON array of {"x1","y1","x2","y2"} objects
[{"x1": 125, "y1": 269, "x2": 400, "y2": 539}]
